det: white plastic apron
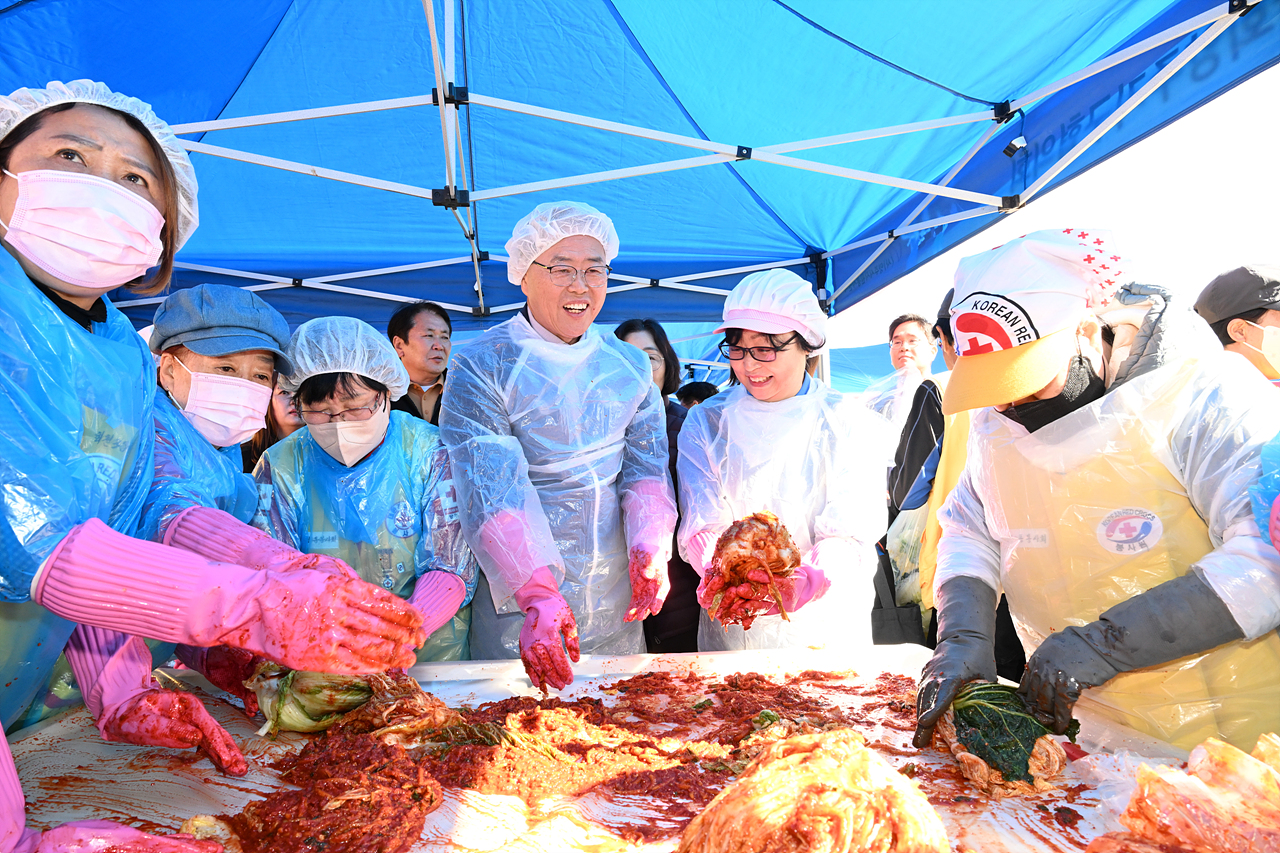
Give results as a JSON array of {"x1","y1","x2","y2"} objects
[
  {"x1": 697, "y1": 389, "x2": 872, "y2": 652},
  {"x1": 981, "y1": 361, "x2": 1280, "y2": 751}
]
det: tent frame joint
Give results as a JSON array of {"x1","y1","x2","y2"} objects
[
  {"x1": 290, "y1": 277, "x2": 304, "y2": 287},
  {"x1": 432, "y1": 188, "x2": 470, "y2": 207},
  {"x1": 1000, "y1": 194, "x2": 1023, "y2": 212},
  {"x1": 1228, "y1": 0, "x2": 1256, "y2": 14},
  {"x1": 432, "y1": 84, "x2": 469, "y2": 105},
  {"x1": 992, "y1": 101, "x2": 1014, "y2": 122},
  {"x1": 649, "y1": 278, "x2": 661, "y2": 287},
  {"x1": 471, "y1": 304, "x2": 491, "y2": 317},
  {"x1": 735, "y1": 145, "x2": 752, "y2": 160}
]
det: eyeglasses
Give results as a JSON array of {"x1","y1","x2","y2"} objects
[
  {"x1": 529, "y1": 261, "x2": 611, "y2": 288},
  {"x1": 299, "y1": 396, "x2": 385, "y2": 425},
  {"x1": 718, "y1": 335, "x2": 799, "y2": 363}
]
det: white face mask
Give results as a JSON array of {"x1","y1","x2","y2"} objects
[
  {"x1": 307, "y1": 398, "x2": 391, "y2": 467},
  {"x1": 172, "y1": 357, "x2": 272, "y2": 447},
  {"x1": 1244, "y1": 321, "x2": 1280, "y2": 377},
  {"x1": 0, "y1": 169, "x2": 164, "y2": 290}
]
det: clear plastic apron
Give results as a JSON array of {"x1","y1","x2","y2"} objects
[{"x1": 982, "y1": 362, "x2": 1280, "y2": 751}]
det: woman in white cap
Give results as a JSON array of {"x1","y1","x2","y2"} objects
[
  {"x1": 677, "y1": 269, "x2": 887, "y2": 652},
  {"x1": 253, "y1": 316, "x2": 480, "y2": 662},
  {"x1": 0, "y1": 82, "x2": 423, "y2": 852}
]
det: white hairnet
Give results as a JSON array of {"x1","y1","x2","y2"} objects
[
  {"x1": 504, "y1": 201, "x2": 619, "y2": 284},
  {"x1": 0, "y1": 80, "x2": 200, "y2": 250},
  {"x1": 281, "y1": 315, "x2": 410, "y2": 400},
  {"x1": 716, "y1": 268, "x2": 828, "y2": 349}
]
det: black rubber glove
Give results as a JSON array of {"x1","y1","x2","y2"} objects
[
  {"x1": 913, "y1": 575, "x2": 999, "y2": 748},
  {"x1": 1017, "y1": 572, "x2": 1245, "y2": 735}
]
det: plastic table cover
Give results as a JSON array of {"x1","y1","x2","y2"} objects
[{"x1": 10, "y1": 646, "x2": 1187, "y2": 852}]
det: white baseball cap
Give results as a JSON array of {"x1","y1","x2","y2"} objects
[
  {"x1": 942, "y1": 228, "x2": 1125, "y2": 415},
  {"x1": 714, "y1": 268, "x2": 827, "y2": 349}
]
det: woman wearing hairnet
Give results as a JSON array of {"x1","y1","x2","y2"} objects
[
  {"x1": 677, "y1": 270, "x2": 887, "y2": 651},
  {"x1": 253, "y1": 316, "x2": 480, "y2": 662},
  {"x1": 440, "y1": 202, "x2": 677, "y2": 691},
  {"x1": 0, "y1": 81, "x2": 423, "y2": 853}
]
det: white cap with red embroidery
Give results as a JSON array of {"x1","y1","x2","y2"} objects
[{"x1": 941, "y1": 228, "x2": 1123, "y2": 415}]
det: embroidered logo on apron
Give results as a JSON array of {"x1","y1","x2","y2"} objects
[
  {"x1": 387, "y1": 500, "x2": 418, "y2": 538},
  {"x1": 1096, "y1": 508, "x2": 1162, "y2": 554}
]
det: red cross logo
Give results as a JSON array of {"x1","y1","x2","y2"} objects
[
  {"x1": 1084, "y1": 254, "x2": 1095, "y2": 264},
  {"x1": 1110, "y1": 255, "x2": 1120, "y2": 261},
  {"x1": 1062, "y1": 228, "x2": 1073, "y2": 234},
  {"x1": 1078, "y1": 232, "x2": 1089, "y2": 239},
  {"x1": 1118, "y1": 521, "x2": 1137, "y2": 537},
  {"x1": 1094, "y1": 238, "x2": 1104, "y2": 246}
]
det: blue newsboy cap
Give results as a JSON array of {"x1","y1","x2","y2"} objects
[{"x1": 150, "y1": 284, "x2": 294, "y2": 375}]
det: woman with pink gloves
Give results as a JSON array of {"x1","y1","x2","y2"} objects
[
  {"x1": 0, "y1": 80, "x2": 423, "y2": 853},
  {"x1": 677, "y1": 269, "x2": 887, "y2": 652}
]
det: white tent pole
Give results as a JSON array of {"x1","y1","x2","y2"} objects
[
  {"x1": 471, "y1": 154, "x2": 731, "y2": 202},
  {"x1": 292, "y1": 279, "x2": 473, "y2": 310},
  {"x1": 1023, "y1": 14, "x2": 1236, "y2": 203},
  {"x1": 169, "y1": 95, "x2": 439, "y2": 135},
  {"x1": 891, "y1": 119, "x2": 1005, "y2": 232},
  {"x1": 488, "y1": 300, "x2": 527, "y2": 313},
  {"x1": 1009, "y1": 3, "x2": 1232, "y2": 113},
  {"x1": 468, "y1": 92, "x2": 742, "y2": 155},
  {"x1": 756, "y1": 111, "x2": 992, "y2": 155},
  {"x1": 171, "y1": 262, "x2": 294, "y2": 282},
  {"x1": 421, "y1": 0, "x2": 458, "y2": 196},
  {"x1": 750, "y1": 150, "x2": 1001, "y2": 206},
  {"x1": 831, "y1": 239, "x2": 895, "y2": 302},
  {"x1": 666, "y1": 256, "x2": 812, "y2": 282},
  {"x1": 115, "y1": 282, "x2": 295, "y2": 308},
  {"x1": 179, "y1": 139, "x2": 439, "y2": 198},
  {"x1": 309, "y1": 256, "x2": 478, "y2": 281},
  {"x1": 822, "y1": 232, "x2": 891, "y2": 260}
]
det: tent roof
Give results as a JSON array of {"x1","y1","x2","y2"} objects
[{"x1": 1, "y1": 0, "x2": 1275, "y2": 331}]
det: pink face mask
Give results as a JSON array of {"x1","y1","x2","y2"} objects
[
  {"x1": 0, "y1": 169, "x2": 164, "y2": 290},
  {"x1": 172, "y1": 357, "x2": 272, "y2": 447}
]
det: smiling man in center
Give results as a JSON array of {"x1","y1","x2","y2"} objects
[{"x1": 439, "y1": 201, "x2": 677, "y2": 691}]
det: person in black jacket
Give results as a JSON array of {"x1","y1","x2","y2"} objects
[
  {"x1": 388, "y1": 300, "x2": 451, "y2": 425},
  {"x1": 615, "y1": 318, "x2": 699, "y2": 653}
]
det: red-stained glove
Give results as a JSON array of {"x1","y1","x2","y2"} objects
[
  {"x1": 64, "y1": 627, "x2": 247, "y2": 776},
  {"x1": 100, "y1": 689, "x2": 248, "y2": 777},
  {"x1": 514, "y1": 567, "x2": 580, "y2": 693},
  {"x1": 12, "y1": 821, "x2": 221, "y2": 853},
  {"x1": 175, "y1": 644, "x2": 261, "y2": 718},
  {"x1": 624, "y1": 543, "x2": 671, "y2": 622}
]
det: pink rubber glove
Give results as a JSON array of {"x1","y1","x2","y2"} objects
[
  {"x1": 175, "y1": 644, "x2": 262, "y2": 717},
  {"x1": 685, "y1": 528, "x2": 722, "y2": 578},
  {"x1": 624, "y1": 543, "x2": 671, "y2": 622},
  {"x1": 165, "y1": 505, "x2": 356, "y2": 578},
  {"x1": 35, "y1": 518, "x2": 426, "y2": 674},
  {"x1": 2, "y1": 730, "x2": 219, "y2": 853},
  {"x1": 514, "y1": 567, "x2": 580, "y2": 693},
  {"x1": 64, "y1": 626, "x2": 247, "y2": 776},
  {"x1": 408, "y1": 571, "x2": 468, "y2": 638},
  {"x1": 1271, "y1": 494, "x2": 1280, "y2": 550}
]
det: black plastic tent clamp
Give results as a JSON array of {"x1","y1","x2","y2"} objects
[
  {"x1": 992, "y1": 101, "x2": 1014, "y2": 122},
  {"x1": 432, "y1": 84, "x2": 469, "y2": 105},
  {"x1": 474, "y1": 250, "x2": 490, "y2": 262},
  {"x1": 649, "y1": 278, "x2": 661, "y2": 286},
  {"x1": 291, "y1": 278, "x2": 304, "y2": 287},
  {"x1": 1228, "y1": 0, "x2": 1254, "y2": 13},
  {"x1": 471, "y1": 305, "x2": 490, "y2": 316},
  {"x1": 432, "y1": 188, "x2": 470, "y2": 208},
  {"x1": 1000, "y1": 194, "x2": 1022, "y2": 211},
  {"x1": 735, "y1": 146, "x2": 752, "y2": 160}
]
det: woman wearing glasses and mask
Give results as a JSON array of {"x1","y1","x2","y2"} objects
[
  {"x1": 677, "y1": 270, "x2": 886, "y2": 652},
  {"x1": 252, "y1": 316, "x2": 479, "y2": 662}
]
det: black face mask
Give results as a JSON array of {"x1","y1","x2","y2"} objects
[{"x1": 1001, "y1": 354, "x2": 1106, "y2": 433}]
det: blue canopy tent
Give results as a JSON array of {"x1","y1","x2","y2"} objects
[{"x1": 0, "y1": 0, "x2": 1274, "y2": 333}]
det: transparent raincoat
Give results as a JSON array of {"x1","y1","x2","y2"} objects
[
  {"x1": 676, "y1": 379, "x2": 887, "y2": 651},
  {"x1": 253, "y1": 411, "x2": 478, "y2": 661},
  {"x1": 138, "y1": 391, "x2": 257, "y2": 541},
  {"x1": 937, "y1": 350, "x2": 1280, "y2": 751},
  {"x1": 0, "y1": 253, "x2": 155, "y2": 730},
  {"x1": 439, "y1": 314, "x2": 676, "y2": 660}
]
